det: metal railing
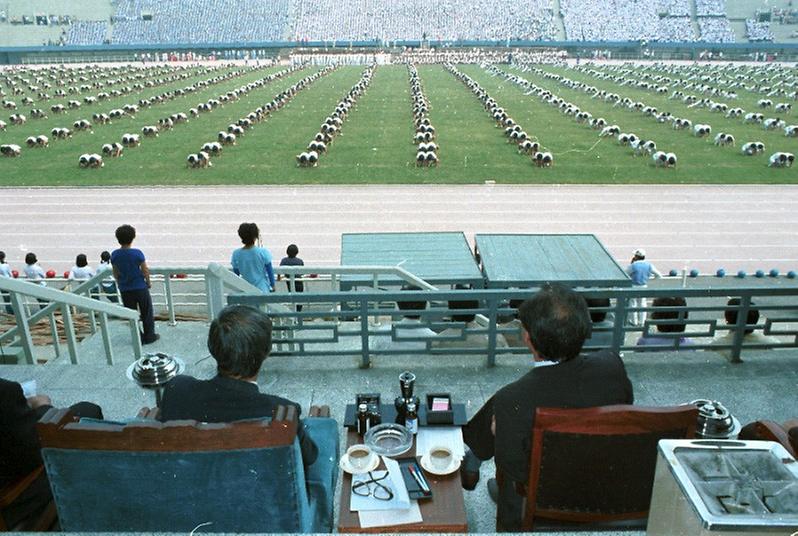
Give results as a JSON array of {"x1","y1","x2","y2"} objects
[
  {"x1": 0, "y1": 275, "x2": 141, "y2": 365},
  {"x1": 230, "y1": 286, "x2": 798, "y2": 367},
  {"x1": 0, "y1": 262, "x2": 261, "y2": 365}
]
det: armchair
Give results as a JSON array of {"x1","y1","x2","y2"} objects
[{"x1": 37, "y1": 405, "x2": 338, "y2": 533}]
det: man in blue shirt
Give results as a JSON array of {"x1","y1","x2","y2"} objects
[{"x1": 111, "y1": 224, "x2": 159, "y2": 344}]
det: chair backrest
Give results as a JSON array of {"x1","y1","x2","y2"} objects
[
  {"x1": 524, "y1": 404, "x2": 698, "y2": 530},
  {"x1": 37, "y1": 405, "x2": 313, "y2": 533},
  {"x1": 739, "y1": 419, "x2": 798, "y2": 458}
]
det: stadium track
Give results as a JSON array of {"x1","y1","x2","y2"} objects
[{"x1": 2, "y1": 184, "x2": 797, "y2": 275}]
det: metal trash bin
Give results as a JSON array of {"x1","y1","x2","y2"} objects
[{"x1": 647, "y1": 439, "x2": 798, "y2": 535}]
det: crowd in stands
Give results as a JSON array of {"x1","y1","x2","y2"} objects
[
  {"x1": 287, "y1": 0, "x2": 556, "y2": 42},
  {"x1": 108, "y1": 0, "x2": 291, "y2": 44},
  {"x1": 65, "y1": 21, "x2": 107, "y2": 46},
  {"x1": 695, "y1": 0, "x2": 726, "y2": 17},
  {"x1": 698, "y1": 16, "x2": 736, "y2": 43},
  {"x1": 746, "y1": 19, "x2": 775, "y2": 42},
  {"x1": 48, "y1": 0, "x2": 767, "y2": 46},
  {"x1": 560, "y1": 0, "x2": 699, "y2": 42}
]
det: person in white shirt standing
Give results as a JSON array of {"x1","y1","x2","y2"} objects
[{"x1": 625, "y1": 248, "x2": 663, "y2": 326}]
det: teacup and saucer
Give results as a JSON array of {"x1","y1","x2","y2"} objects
[
  {"x1": 339, "y1": 444, "x2": 380, "y2": 474},
  {"x1": 420, "y1": 445, "x2": 460, "y2": 476}
]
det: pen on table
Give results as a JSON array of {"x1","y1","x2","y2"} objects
[{"x1": 408, "y1": 463, "x2": 430, "y2": 493}]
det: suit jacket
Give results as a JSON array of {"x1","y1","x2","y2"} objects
[
  {"x1": 463, "y1": 349, "x2": 634, "y2": 484},
  {"x1": 0, "y1": 378, "x2": 52, "y2": 488},
  {"x1": 160, "y1": 375, "x2": 318, "y2": 465}
]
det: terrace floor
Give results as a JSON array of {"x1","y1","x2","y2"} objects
[{"x1": 2, "y1": 317, "x2": 796, "y2": 536}]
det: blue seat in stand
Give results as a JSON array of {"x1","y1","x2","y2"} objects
[{"x1": 36, "y1": 405, "x2": 339, "y2": 533}]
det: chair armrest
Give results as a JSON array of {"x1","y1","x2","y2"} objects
[
  {"x1": 137, "y1": 406, "x2": 161, "y2": 420},
  {"x1": 302, "y1": 417, "x2": 339, "y2": 533},
  {"x1": 741, "y1": 420, "x2": 797, "y2": 458},
  {"x1": 0, "y1": 466, "x2": 44, "y2": 508},
  {"x1": 309, "y1": 405, "x2": 330, "y2": 418}
]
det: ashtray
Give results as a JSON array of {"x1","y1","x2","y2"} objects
[{"x1": 364, "y1": 423, "x2": 413, "y2": 457}]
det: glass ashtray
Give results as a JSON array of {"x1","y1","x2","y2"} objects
[{"x1": 364, "y1": 423, "x2": 413, "y2": 457}]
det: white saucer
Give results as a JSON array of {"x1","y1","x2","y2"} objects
[
  {"x1": 339, "y1": 453, "x2": 380, "y2": 475},
  {"x1": 419, "y1": 453, "x2": 461, "y2": 476}
]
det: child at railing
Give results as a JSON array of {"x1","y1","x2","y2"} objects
[
  {"x1": 279, "y1": 244, "x2": 304, "y2": 311},
  {"x1": 68, "y1": 254, "x2": 95, "y2": 282},
  {"x1": 23, "y1": 252, "x2": 48, "y2": 310},
  {"x1": 96, "y1": 251, "x2": 119, "y2": 303},
  {"x1": 0, "y1": 250, "x2": 13, "y2": 314},
  {"x1": 111, "y1": 225, "x2": 159, "y2": 345}
]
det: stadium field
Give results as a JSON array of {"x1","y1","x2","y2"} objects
[{"x1": 1, "y1": 62, "x2": 796, "y2": 186}]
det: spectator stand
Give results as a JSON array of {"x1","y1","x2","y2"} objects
[
  {"x1": 339, "y1": 232, "x2": 485, "y2": 291},
  {"x1": 474, "y1": 234, "x2": 632, "y2": 289}
]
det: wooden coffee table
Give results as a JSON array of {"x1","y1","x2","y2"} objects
[{"x1": 337, "y1": 429, "x2": 468, "y2": 533}]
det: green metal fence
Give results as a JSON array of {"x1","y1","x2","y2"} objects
[{"x1": 230, "y1": 286, "x2": 798, "y2": 367}]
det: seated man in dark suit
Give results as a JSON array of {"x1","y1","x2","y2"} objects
[
  {"x1": 0, "y1": 378, "x2": 102, "y2": 528},
  {"x1": 461, "y1": 283, "x2": 634, "y2": 531},
  {"x1": 160, "y1": 304, "x2": 318, "y2": 467}
]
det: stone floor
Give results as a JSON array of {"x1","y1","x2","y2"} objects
[{"x1": 2, "y1": 318, "x2": 797, "y2": 535}]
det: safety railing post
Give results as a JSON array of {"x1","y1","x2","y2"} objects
[
  {"x1": 48, "y1": 312, "x2": 61, "y2": 359},
  {"x1": 10, "y1": 292, "x2": 35, "y2": 365},
  {"x1": 61, "y1": 304, "x2": 79, "y2": 364},
  {"x1": 98, "y1": 312, "x2": 114, "y2": 365},
  {"x1": 163, "y1": 276, "x2": 177, "y2": 326},
  {"x1": 360, "y1": 299, "x2": 371, "y2": 369},
  {"x1": 729, "y1": 295, "x2": 750, "y2": 364}
]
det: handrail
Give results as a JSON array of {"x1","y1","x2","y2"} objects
[
  {"x1": 230, "y1": 285, "x2": 798, "y2": 367},
  {"x1": 0, "y1": 276, "x2": 141, "y2": 365},
  {"x1": 275, "y1": 265, "x2": 438, "y2": 291}
]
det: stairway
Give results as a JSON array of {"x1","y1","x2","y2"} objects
[{"x1": 550, "y1": 0, "x2": 567, "y2": 40}]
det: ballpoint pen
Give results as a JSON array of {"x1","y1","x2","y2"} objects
[{"x1": 407, "y1": 463, "x2": 431, "y2": 494}]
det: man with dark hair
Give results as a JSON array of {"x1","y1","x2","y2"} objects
[
  {"x1": 159, "y1": 305, "x2": 317, "y2": 466},
  {"x1": 461, "y1": 284, "x2": 633, "y2": 530},
  {"x1": 111, "y1": 224, "x2": 158, "y2": 344}
]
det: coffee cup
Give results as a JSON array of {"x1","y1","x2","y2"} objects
[
  {"x1": 428, "y1": 445, "x2": 454, "y2": 472},
  {"x1": 346, "y1": 444, "x2": 375, "y2": 472}
]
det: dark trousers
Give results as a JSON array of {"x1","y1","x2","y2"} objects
[
  {"x1": 3, "y1": 402, "x2": 103, "y2": 529},
  {"x1": 120, "y1": 288, "x2": 156, "y2": 343}
]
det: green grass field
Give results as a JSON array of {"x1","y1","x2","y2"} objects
[{"x1": 1, "y1": 62, "x2": 796, "y2": 185}]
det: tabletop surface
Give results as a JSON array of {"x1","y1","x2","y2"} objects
[
  {"x1": 475, "y1": 233, "x2": 631, "y2": 288},
  {"x1": 337, "y1": 428, "x2": 468, "y2": 533},
  {"x1": 340, "y1": 232, "x2": 484, "y2": 288}
]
